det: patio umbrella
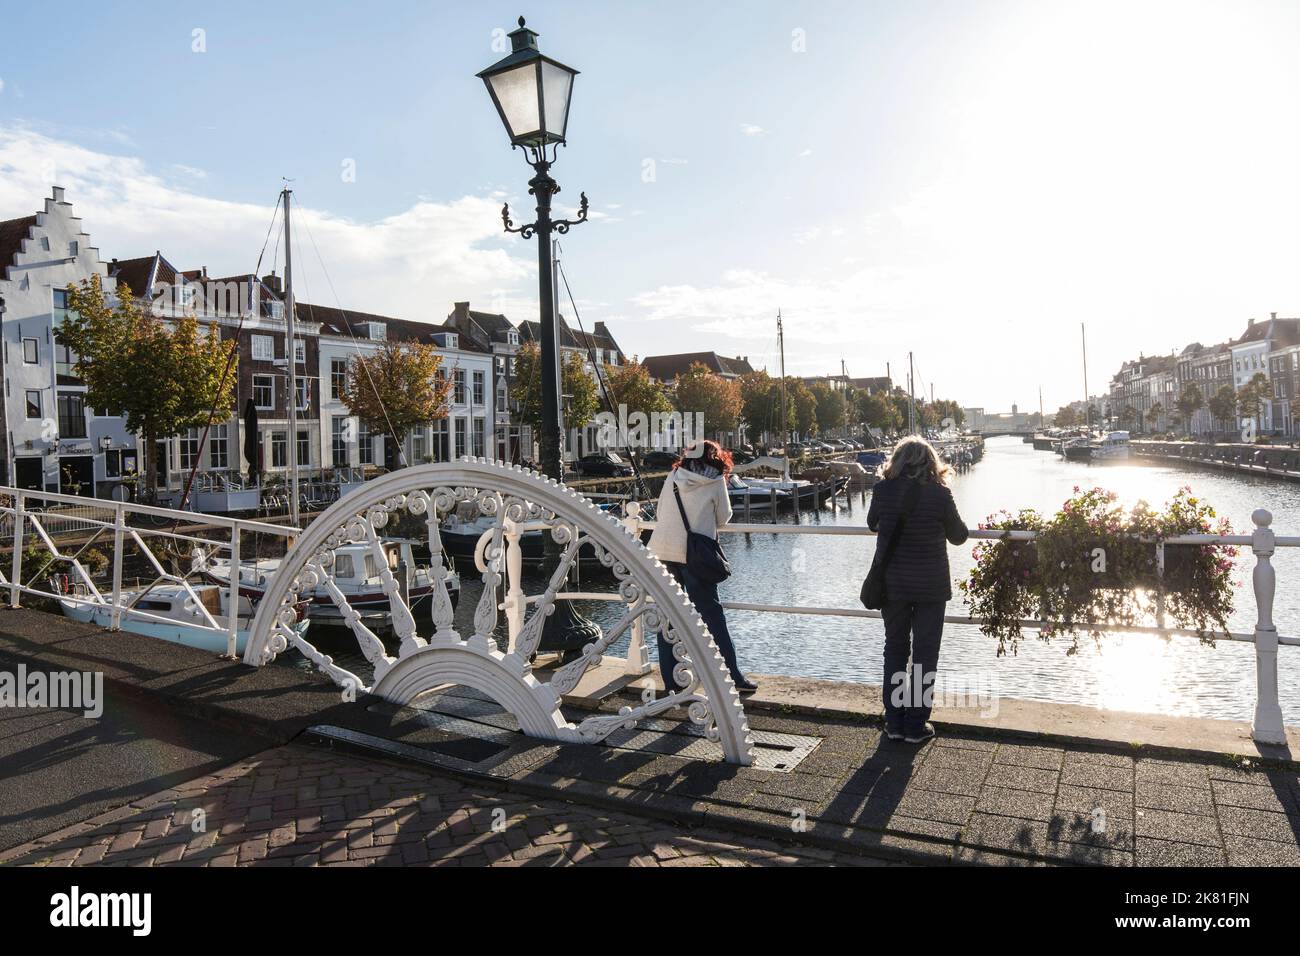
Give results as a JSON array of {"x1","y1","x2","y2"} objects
[{"x1": 243, "y1": 398, "x2": 260, "y2": 485}]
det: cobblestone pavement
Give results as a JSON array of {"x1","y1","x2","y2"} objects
[{"x1": 0, "y1": 744, "x2": 896, "y2": 867}]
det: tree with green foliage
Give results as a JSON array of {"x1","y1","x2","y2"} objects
[
  {"x1": 60, "y1": 276, "x2": 237, "y2": 498},
  {"x1": 673, "y1": 362, "x2": 742, "y2": 442},
  {"x1": 1207, "y1": 385, "x2": 1237, "y2": 436},
  {"x1": 788, "y1": 378, "x2": 818, "y2": 438},
  {"x1": 1236, "y1": 372, "x2": 1270, "y2": 438},
  {"x1": 810, "y1": 381, "x2": 846, "y2": 436},
  {"x1": 514, "y1": 340, "x2": 600, "y2": 434},
  {"x1": 602, "y1": 360, "x2": 672, "y2": 423},
  {"x1": 342, "y1": 338, "x2": 452, "y2": 463},
  {"x1": 1175, "y1": 383, "x2": 1204, "y2": 437},
  {"x1": 738, "y1": 370, "x2": 789, "y2": 446}
]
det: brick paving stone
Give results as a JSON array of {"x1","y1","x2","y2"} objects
[
  {"x1": 1211, "y1": 779, "x2": 1299, "y2": 816},
  {"x1": 992, "y1": 744, "x2": 1065, "y2": 771},
  {"x1": 1221, "y1": 834, "x2": 1300, "y2": 866},
  {"x1": 976, "y1": 786, "x2": 1056, "y2": 822},
  {"x1": 0, "y1": 743, "x2": 851, "y2": 869},
  {"x1": 1133, "y1": 807, "x2": 1222, "y2": 848},
  {"x1": 1215, "y1": 806, "x2": 1300, "y2": 844},
  {"x1": 1060, "y1": 763, "x2": 1132, "y2": 793},
  {"x1": 983, "y1": 763, "x2": 1059, "y2": 795},
  {"x1": 1135, "y1": 837, "x2": 1226, "y2": 867},
  {"x1": 1135, "y1": 780, "x2": 1216, "y2": 816}
]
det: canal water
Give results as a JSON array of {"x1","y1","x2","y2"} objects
[
  {"x1": 708, "y1": 435, "x2": 1300, "y2": 724},
  {"x1": 298, "y1": 436, "x2": 1300, "y2": 725}
]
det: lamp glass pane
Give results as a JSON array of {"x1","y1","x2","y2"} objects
[
  {"x1": 540, "y1": 61, "x2": 573, "y2": 140},
  {"x1": 487, "y1": 63, "x2": 540, "y2": 141}
]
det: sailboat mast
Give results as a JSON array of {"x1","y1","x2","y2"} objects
[
  {"x1": 778, "y1": 310, "x2": 790, "y2": 480},
  {"x1": 282, "y1": 188, "x2": 299, "y2": 527},
  {"x1": 1081, "y1": 322, "x2": 1090, "y2": 432},
  {"x1": 908, "y1": 351, "x2": 916, "y2": 435}
]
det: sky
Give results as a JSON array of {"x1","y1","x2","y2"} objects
[{"x1": 3, "y1": 0, "x2": 1300, "y2": 414}]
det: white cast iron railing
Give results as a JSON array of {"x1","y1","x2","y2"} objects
[
  {"x1": 240, "y1": 460, "x2": 755, "y2": 765},
  {"x1": 585, "y1": 503, "x2": 1291, "y2": 746},
  {"x1": 0, "y1": 487, "x2": 297, "y2": 658}
]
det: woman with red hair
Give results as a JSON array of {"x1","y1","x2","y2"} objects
[{"x1": 647, "y1": 440, "x2": 756, "y2": 694}]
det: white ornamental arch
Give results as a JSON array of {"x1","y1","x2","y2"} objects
[{"x1": 242, "y1": 459, "x2": 754, "y2": 765}]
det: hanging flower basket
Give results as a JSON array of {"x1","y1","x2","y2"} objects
[{"x1": 960, "y1": 487, "x2": 1238, "y2": 656}]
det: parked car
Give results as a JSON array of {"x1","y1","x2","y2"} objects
[
  {"x1": 573, "y1": 451, "x2": 635, "y2": 477},
  {"x1": 636, "y1": 450, "x2": 679, "y2": 471}
]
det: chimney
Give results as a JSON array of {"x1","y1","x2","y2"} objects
[
  {"x1": 1248, "y1": 317, "x2": 1255, "y2": 327},
  {"x1": 452, "y1": 301, "x2": 469, "y2": 328},
  {"x1": 261, "y1": 272, "x2": 282, "y2": 295},
  {"x1": 51, "y1": 186, "x2": 65, "y2": 203},
  {"x1": 1271, "y1": 312, "x2": 1277, "y2": 321}
]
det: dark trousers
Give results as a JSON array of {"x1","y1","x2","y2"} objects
[
  {"x1": 658, "y1": 562, "x2": 744, "y2": 692},
  {"x1": 881, "y1": 599, "x2": 946, "y2": 734}
]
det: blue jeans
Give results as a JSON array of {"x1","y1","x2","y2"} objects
[
  {"x1": 658, "y1": 562, "x2": 744, "y2": 691},
  {"x1": 882, "y1": 600, "x2": 945, "y2": 735}
]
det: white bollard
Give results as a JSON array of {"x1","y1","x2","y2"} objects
[{"x1": 1250, "y1": 509, "x2": 1287, "y2": 745}]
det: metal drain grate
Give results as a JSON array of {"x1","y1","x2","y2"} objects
[{"x1": 371, "y1": 688, "x2": 823, "y2": 773}]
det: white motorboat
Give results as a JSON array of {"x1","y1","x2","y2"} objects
[
  {"x1": 201, "y1": 538, "x2": 459, "y2": 623},
  {"x1": 57, "y1": 582, "x2": 305, "y2": 655}
]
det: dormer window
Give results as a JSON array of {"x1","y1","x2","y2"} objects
[
  {"x1": 506, "y1": 330, "x2": 519, "y2": 346},
  {"x1": 365, "y1": 322, "x2": 386, "y2": 341},
  {"x1": 437, "y1": 332, "x2": 458, "y2": 349}
]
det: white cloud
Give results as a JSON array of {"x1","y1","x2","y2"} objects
[
  {"x1": 0, "y1": 78, "x2": 6, "y2": 94},
  {"x1": 0, "y1": 126, "x2": 535, "y2": 323},
  {"x1": 797, "y1": 148, "x2": 812, "y2": 157},
  {"x1": 739, "y1": 124, "x2": 765, "y2": 137}
]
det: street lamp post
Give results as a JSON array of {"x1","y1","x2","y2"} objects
[{"x1": 479, "y1": 16, "x2": 598, "y2": 655}]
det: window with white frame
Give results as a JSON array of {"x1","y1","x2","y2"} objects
[
  {"x1": 454, "y1": 369, "x2": 466, "y2": 405},
  {"x1": 358, "y1": 421, "x2": 373, "y2": 465},
  {"x1": 179, "y1": 429, "x2": 201, "y2": 471},
  {"x1": 472, "y1": 417, "x2": 485, "y2": 457},
  {"x1": 472, "y1": 370, "x2": 485, "y2": 405},
  {"x1": 294, "y1": 339, "x2": 306, "y2": 364},
  {"x1": 253, "y1": 374, "x2": 275, "y2": 410},
  {"x1": 295, "y1": 378, "x2": 310, "y2": 411},
  {"x1": 251, "y1": 335, "x2": 274, "y2": 361},
  {"x1": 432, "y1": 418, "x2": 449, "y2": 461},
  {"x1": 296, "y1": 430, "x2": 310, "y2": 467},
  {"x1": 209, "y1": 424, "x2": 229, "y2": 469},
  {"x1": 454, "y1": 417, "x2": 467, "y2": 458},
  {"x1": 331, "y1": 358, "x2": 347, "y2": 400},
  {"x1": 332, "y1": 416, "x2": 348, "y2": 466},
  {"x1": 270, "y1": 431, "x2": 287, "y2": 468},
  {"x1": 22, "y1": 338, "x2": 37, "y2": 364}
]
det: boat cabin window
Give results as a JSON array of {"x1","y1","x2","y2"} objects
[
  {"x1": 364, "y1": 554, "x2": 381, "y2": 579},
  {"x1": 333, "y1": 554, "x2": 355, "y2": 578},
  {"x1": 135, "y1": 599, "x2": 173, "y2": 611}
]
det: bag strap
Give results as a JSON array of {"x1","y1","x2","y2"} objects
[
  {"x1": 878, "y1": 480, "x2": 922, "y2": 569},
  {"x1": 672, "y1": 480, "x2": 693, "y2": 534}
]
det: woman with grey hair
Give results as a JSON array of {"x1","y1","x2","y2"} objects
[{"x1": 867, "y1": 436, "x2": 968, "y2": 743}]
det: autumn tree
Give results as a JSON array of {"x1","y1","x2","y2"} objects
[
  {"x1": 602, "y1": 360, "x2": 672, "y2": 421},
  {"x1": 1207, "y1": 386, "x2": 1237, "y2": 436},
  {"x1": 738, "y1": 370, "x2": 788, "y2": 445},
  {"x1": 856, "y1": 391, "x2": 896, "y2": 433},
  {"x1": 673, "y1": 363, "x2": 742, "y2": 442},
  {"x1": 513, "y1": 340, "x2": 600, "y2": 434},
  {"x1": 60, "y1": 276, "x2": 237, "y2": 499},
  {"x1": 788, "y1": 378, "x2": 818, "y2": 438},
  {"x1": 810, "y1": 381, "x2": 847, "y2": 436},
  {"x1": 1236, "y1": 372, "x2": 1270, "y2": 438},
  {"x1": 1175, "y1": 383, "x2": 1204, "y2": 437},
  {"x1": 341, "y1": 338, "x2": 452, "y2": 466}
]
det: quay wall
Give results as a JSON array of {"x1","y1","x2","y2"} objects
[{"x1": 1131, "y1": 440, "x2": 1300, "y2": 482}]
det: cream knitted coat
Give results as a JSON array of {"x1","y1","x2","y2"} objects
[{"x1": 647, "y1": 465, "x2": 733, "y2": 566}]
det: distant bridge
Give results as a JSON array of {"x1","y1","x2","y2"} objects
[{"x1": 974, "y1": 427, "x2": 1035, "y2": 438}]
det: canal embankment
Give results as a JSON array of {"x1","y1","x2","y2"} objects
[{"x1": 1131, "y1": 439, "x2": 1300, "y2": 482}]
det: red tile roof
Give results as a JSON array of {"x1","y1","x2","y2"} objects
[{"x1": 0, "y1": 215, "x2": 37, "y2": 276}]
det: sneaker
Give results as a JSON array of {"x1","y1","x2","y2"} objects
[
  {"x1": 884, "y1": 726, "x2": 905, "y2": 741},
  {"x1": 733, "y1": 676, "x2": 758, "y2": 694},
  {"x1": 904, "y1": 723, "x2": 937, "y2": 744}
]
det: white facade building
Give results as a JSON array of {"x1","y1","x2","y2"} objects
[{"x1": 0, "y1": 188, "x2": 138, "y2": 495}]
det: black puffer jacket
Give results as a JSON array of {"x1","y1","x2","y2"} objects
[{"x1": 867, "y1": 477, "x2": 969, "y2": 602}]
